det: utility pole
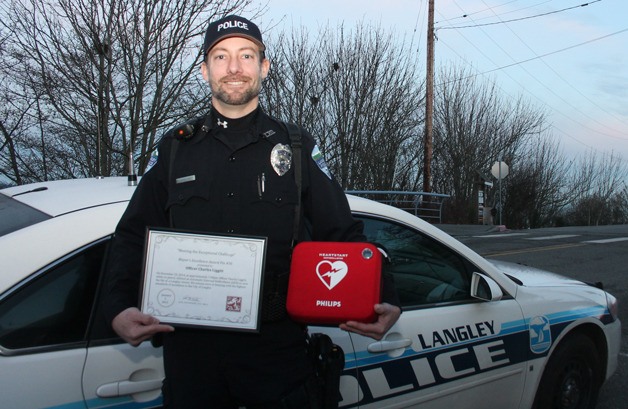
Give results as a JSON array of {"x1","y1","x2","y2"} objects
[{"x1": 423, "y1": 0, "x2": 435, "y2": 193}]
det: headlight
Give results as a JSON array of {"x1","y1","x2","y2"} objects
[{"x1": 606, "y1": 292, "x2": 619, "y2": 322}]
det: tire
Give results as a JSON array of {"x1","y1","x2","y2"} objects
[{"x1": 533, "y1": 333, "x2": 602, "y2": 409}]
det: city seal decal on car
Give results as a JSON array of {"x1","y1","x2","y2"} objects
[{"x1": 529, "y1": 315, "x2": 552, "y2": 354}]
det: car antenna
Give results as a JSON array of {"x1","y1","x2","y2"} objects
[
  {"x1": 128, "y1": 150, "x2": 138, "y2": 186},
  {"x1": 12, "y1": 186, "x2": 48, "y2": 197}
]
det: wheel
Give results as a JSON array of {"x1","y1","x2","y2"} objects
[{"x1": 533, "y1": 333, "x2": 602, "y2": 409}]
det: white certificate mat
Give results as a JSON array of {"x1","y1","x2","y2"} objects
[{"x1": 140, "y1": 229, "x2": 267, "y2": 332}]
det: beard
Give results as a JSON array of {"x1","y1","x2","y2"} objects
[{"x1": 211, "y1": 77, "x2": 261, "y2": 106}]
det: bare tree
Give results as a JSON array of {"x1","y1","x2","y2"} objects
[
  {"x1": 0, "y1": 0, "x2": 255, "y2": 183},
  {"x1": 263, "y1": 22, "x2": 424, "y2": 190},
  {"x1": 432, "y1": 65, "x2": 546, "y2": 223},
  {"x1": 0, "y1": 21, "x2": 33, "y2": 185},
  {"x1": 609, "y1": 185, "x2": 628, "y2": 224},
  {"x1": 500, "y1": 136, "x2": 574, "y2": 228},
  {"x1": 564, "y1": 150, "x2": 628, "y2": 226}
]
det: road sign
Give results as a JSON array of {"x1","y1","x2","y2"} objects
[{"x1": 491, "y1": 161, "x2": 509, "y2": 179}]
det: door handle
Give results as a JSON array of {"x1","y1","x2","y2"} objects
[
  {"x1": 97, "y1": 378, "x2": 164, "y2": 397},
  {"x1": 367, "y1": 338, "x2": 412, "y2": 353}
]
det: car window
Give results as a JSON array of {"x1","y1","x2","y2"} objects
[
  {"x1": 0, "y1": 240, "x2": 106, "y2": 351},
  {"x1": 357, "y1": 216, "x2": 473, "y2": 308},
  {"x1": 0, "y1": 193, "x2": 51, "y2": 237}
]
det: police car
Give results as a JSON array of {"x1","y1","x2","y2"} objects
[{"x1": 0, "y1": 177, "x2": 620, "y2": 409}]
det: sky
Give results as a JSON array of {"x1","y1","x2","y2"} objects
[{"x1": 255, "y1": 0, "x2": 628, "y2": 165}]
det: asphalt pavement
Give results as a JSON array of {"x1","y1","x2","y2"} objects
[{"x1": 434, "y1": 223, "x2": 509, "y2": 237}]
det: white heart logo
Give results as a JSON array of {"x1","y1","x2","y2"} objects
[{"x1": 316, "y1": 260, "x2": 348, "y2": 290}]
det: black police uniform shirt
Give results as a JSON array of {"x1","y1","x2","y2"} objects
[{"x1": 103, "y1": 107, "x2": 374, "y2": 324}]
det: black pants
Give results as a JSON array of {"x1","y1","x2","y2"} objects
[{"x1": 161, "y1": 320, "x2": 315, "y2": 408}]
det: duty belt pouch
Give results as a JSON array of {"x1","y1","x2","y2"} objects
[
  {"x1": 287, "y1": 242, "x2": 382, "y2": 324},
  {"x1": 308, "y1": 333, "x2": 344, "y2": 409}
]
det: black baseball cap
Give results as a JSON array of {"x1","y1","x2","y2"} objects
[{"x1": 202, "y1": 15, "x2": 265, "y2": 57}]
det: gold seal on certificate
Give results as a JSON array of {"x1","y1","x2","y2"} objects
[{"x1": 140, "y1": 228, "x2": 267, "y2": 332}]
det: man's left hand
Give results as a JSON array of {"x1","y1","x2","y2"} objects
[{"x1": 339, "y1": 303, "x2": 401, "y2": 340}]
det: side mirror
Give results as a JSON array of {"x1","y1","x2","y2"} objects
[{"x1": 470, "y1": 272, "x2": 503, "y2": 301}]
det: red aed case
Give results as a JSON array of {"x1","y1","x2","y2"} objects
[{"x1": 287, "y1": 242, "x2": 382, "y2": 325}]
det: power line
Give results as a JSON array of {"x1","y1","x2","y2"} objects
[
  {"x1": 479, "y1": 28, "x2": 628, "y2": 74},
  {"x1": 470, "y1": 0, "x2": 627, "y2": 137},
  {"x1": 410, "y1": 0, "x2": 427, "y2": 54},
  {"x1": 434, "y1": 0, "x2": 628, "y2": 162},
  {"x1": 436, "y1": 0, "x2": 522, "y2": 24},
  {"x1": 440, "y1": 0, "x2": 601, "y2": 30}
]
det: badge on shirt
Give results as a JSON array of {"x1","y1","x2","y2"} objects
[
  {"x1": 271, "y1": 143, "x2": 292, "y2": 176},
  {"x1": 312, "y1": 145, "x2": 332, "y2": 179}
]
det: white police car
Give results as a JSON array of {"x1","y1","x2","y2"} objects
[{"x1": 0, "y1": 177, "x2": 620, "y2": 409}]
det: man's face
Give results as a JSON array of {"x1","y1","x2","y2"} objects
[{"x1": 201, "y1": 36, "x2": 270, "y2": 113}]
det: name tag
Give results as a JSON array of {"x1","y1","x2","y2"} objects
[{"x1": 176, "y1": 175, "x2": 196, "y2": 184}]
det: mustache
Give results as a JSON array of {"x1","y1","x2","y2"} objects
[{"x1": 220, "y1": 76, "x2": 251, "y2": 82}]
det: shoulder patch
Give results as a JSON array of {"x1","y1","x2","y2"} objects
[
  {"x1": 312, "y1": 145, "x2": 332, "y2": 179},
  {"x1": 146, "y1": 150, "x2": 158, "y2": 172}
]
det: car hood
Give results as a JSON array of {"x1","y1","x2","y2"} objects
[{"x1": 488, "y1": 259, "x2": 588, "y2": 288}]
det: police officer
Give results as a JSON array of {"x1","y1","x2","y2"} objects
[{"x1": 104, "y1": 15, "x2": 401, "y2": 409}]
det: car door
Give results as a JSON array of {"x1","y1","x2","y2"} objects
[
  {"x1": 0, "y1": 239, "x2": 107, "y2": 409},
  {"x1": 82, "y1": 339, "x2": 163, "y2": 409},
  {"x1": 338, "y1": 216, "x2": 528, "y2": 409},
  {"x1": 0, "y1": 238, "x2": 163, "y2": 409},
  {"x1": 82, "y1": 241, "x2": 164, "y2": 409}
]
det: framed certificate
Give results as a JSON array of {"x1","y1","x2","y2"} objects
[{"x1": 140, "y1": 228, "x2": 267, "y2": 332}]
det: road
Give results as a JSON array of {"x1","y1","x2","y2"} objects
[{"x1": 436, "y1": 224, "x2": 628, "y2": 409}]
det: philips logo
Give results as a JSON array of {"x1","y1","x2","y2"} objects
[
  {"x1": 316, "y1": 300, "x2": 341, "y2": 308},
  {"x1": 217, "y1": 21, "x2": 249, "y2": 32}
]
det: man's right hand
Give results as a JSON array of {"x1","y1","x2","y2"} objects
[{"x1": 112, "y1": 307, "x2": 175, "y2": 347}]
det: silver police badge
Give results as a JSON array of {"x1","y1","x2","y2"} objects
[{"x1": 271, "y1": 143, "x2": 292, "y2": 176}]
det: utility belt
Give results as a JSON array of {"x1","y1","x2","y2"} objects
[{"x1": 273, "y1": 332, "x2": 344, "y2": 409}]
